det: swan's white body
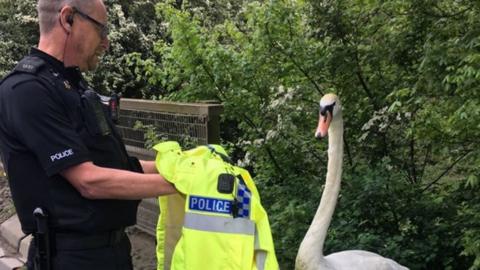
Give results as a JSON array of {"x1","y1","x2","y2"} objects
[{"x1": 295, "y1": 94, "x2": 408, "y2": 270}]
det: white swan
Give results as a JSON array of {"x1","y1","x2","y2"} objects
[{"x1": 295, "y1": 93, "x2": 409, "y2": 270}]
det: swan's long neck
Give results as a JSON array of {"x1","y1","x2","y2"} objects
[{"x1": 296, "y1": 113, "x2": 344, "y2": 268}]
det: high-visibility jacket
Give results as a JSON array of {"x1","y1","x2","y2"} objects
[{"x1": 154, "y1": 141, "x2": 279, "y2": 270}]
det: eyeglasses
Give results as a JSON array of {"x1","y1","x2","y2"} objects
[{"x1": 72, "y1": 7, "x2": 109, "y2": 39}]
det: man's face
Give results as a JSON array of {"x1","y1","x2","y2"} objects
[{"x1": 72, "y1": 0, "x2": 109, "y2": 71}]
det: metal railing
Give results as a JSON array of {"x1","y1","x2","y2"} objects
[{"x1": 116, "y1": 98, "x2": 223, "y2": 236}]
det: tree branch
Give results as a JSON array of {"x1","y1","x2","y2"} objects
[
  {"x1": 184, "y1": 33, "x2": 287, "y2": 175},
  {"x1": 343, "y1": 131, "x2": 354, "y2": 168},
  {"x1": 419, "y1": 144, "x2": 432, "y2": 182},
  {"x1": 430, "y1": 3, "x2": 474, "y2": 18},
  {"x1": 354, "y1": 48, "x2": 379, "y2": 110},
  {"x1": 264, "y1": 23, "x2": 324, "y2": 95},
  {"x1": 421, "y1": 149, "x2": 472, "y2": 193},
  {"x1": 409, "y1": 135, "x2": 417, "y2": 184}
]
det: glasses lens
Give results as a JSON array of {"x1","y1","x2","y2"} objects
[{"x1": 74, "y1": 8, "x2": 108, "y2": 39}]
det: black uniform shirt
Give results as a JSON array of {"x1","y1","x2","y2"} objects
[
  {"x1": 0, "y1": 48, "x2": 91, "y2": 176},
  {"x1": 0, "y1": 48, "x2": 139, "y2": 234}
]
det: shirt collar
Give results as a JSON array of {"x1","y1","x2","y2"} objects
[{"x1": 30, "y1": 47, "x2": 83, "y2": 86}]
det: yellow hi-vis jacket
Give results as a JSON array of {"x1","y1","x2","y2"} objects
[{"x1": 154, "y1": 141, "x2": 279, "y2": 270}]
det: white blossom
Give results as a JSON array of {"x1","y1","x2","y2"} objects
[
  {"x1": 237, "y1": 152, "x2": 252, "y2": 167},
  {"x1": 266, "y1": 130, "x2": 278, "y2": 141},
  {"x1": 253, "y1": 138, "x2": 264, "y2": 146}
]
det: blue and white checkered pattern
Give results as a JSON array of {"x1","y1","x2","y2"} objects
[{"x1": 236, "y1": 177, "x2": 251, "y2": 218}]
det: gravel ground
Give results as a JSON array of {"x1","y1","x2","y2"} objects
[
  {"x1": 0, "y1": 166, "x2": 157, "y2": 270},
  {"x1": 128, "y1": 227, "x2": 157, "y2": 270},
  {"x1": 0, "y1": 172, "x2": 15, "y2": 225},
  {"x1": 0, "y1": 167, "x2": 18, "y2": 257},
  {"x1": 0, "y1": 171, "x2": 17, "y2": 259}
]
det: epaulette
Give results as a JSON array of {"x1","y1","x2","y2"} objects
[
  {"x1": 0, "y1": 56, "x2": 45, "y2": 85},
  {"x1": 13, "y1": 56, "x2": 46, "y2": 74}
]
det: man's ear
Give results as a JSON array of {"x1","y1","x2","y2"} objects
[
  {"x1": 59, "y1": 6, "x2": 75, "y2": 33},
  {"x1": 67, "y1": 14, "x2": 74, "y2": 25}
]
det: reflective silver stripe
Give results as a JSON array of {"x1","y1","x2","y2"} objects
[
  {"x1": 254, "y1": 227, "x2": 267, "y2": 270},
  {"x1": 184, "y1": 212, "x2": 255, "y2": 235},
  {"x1": 256, "y1": 250, "x2": 267, "y2": 270}
]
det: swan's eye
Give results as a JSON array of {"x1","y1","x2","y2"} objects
[{"x1": 320, "y1": 102, "x2": 336, "y2": 117}]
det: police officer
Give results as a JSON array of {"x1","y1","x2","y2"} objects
[{"x1": 0, "y1": 0, "x2": 176, "y2": 269}]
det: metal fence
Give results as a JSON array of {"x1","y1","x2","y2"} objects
[{"x1": 116, "y1": 98, "x2": 223, "y2": 236}]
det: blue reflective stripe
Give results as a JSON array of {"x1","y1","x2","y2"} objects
[
  {"x1": 184, "y1": 212, "x2": 255, "y2": 235},
  {"x1": 236, "y1": 179, "x2": 251, "y2": 218},
  {"x1": 189, "y1": 195, "x2": 232, "y2": 214}
]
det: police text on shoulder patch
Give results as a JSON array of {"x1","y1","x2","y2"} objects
[{"x1": 189, "y1": 195, "x2": 232, "y2": 215}]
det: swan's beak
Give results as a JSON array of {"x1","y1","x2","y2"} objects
[{"x1": 315, "y1": 112, "x2": 331, "y2": 139}]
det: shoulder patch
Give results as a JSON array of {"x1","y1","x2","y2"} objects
[
  {"x1": 14, "y1": 56, "x2": 46, "y2": 74},
  {"x1": 189, "y1": 195, "x2": 233, "y2": 215}
]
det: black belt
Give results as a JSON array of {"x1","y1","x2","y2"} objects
[{"x1": 51, "y1": 228, "x2": 126, "y2": 250}]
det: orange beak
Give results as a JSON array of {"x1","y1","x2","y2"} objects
[{"x1": 315, "y1": 112, "x2": 331, "y2": 139}]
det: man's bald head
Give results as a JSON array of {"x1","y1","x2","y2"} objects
[{"x1": 37, "y1": 0, "x2": 100, "y2": 34}]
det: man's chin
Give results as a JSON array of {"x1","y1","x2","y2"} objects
[{"x1": 86, "y1": 58, "x2": 101, "y2": 71}]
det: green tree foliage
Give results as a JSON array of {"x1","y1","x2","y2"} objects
[
  {"x1": 0, "y1": 0, "x2": 37, "y2": 77},
  {"x1": 0, "y1": 0, "x2": 164, "y2": 97},
  {"x1": 131, "y1": 0, "x2": 480, "y2": 269},
  {"x1": 1, "y1": 0, "x2": 479, "y2": 269}
]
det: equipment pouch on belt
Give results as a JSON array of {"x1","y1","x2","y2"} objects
[
  {"x1": 81, "y1": 90, "x2": 111, "y2": 136},
  {"x1": 33, "y1": 207, "x2": 51, "y2": 270}
]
